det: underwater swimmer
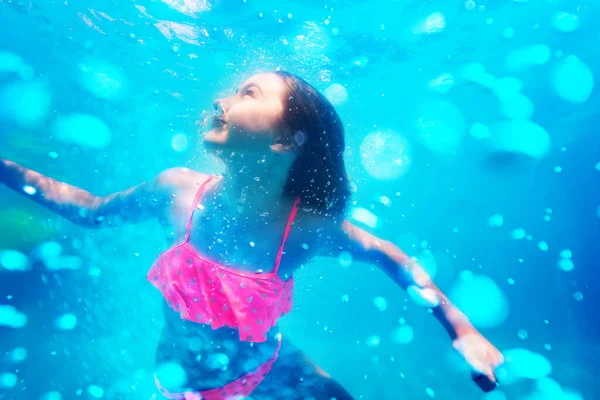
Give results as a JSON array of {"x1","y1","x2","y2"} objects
[{"x1": 0, "y1": 71, "x2": 503, "y2": 399}]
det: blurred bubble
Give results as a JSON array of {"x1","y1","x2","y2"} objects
[
  {"x1": 54, "y1": 313, "x2": 78, "y2": 331},
  {"x1": 373, "y1": 296, "x2": 387, "y2": 311},
  {"x1": 366, "y1": 335, "x2": 380, "y2": 347},
  {"x1": 450, "y1": 274, "x2": 509, "y2": 328},
  {"x1": 414, "y1": 98, "x2": 465, "y2": 154},
  {"x1": 155, "y1": 362, "x2": 188, "y2": 390},
  {"x1": 53, "y1": 114, "x2": 112, "y2": 149},
  {"x1": 470, "y1": 123, "x2": 492, "y2": 140},
  {"x1": 553, "y1": 55, "x2": 594, "y2": 103},
  {"x1": 488, "y1": 120, "x2": 551, "y2": 160},
  {"x1": 391, "y1": 325, "x2": 414, "y2": 344},
  {"x1": 414, "y1": 251, "x2": 438, "y2": 280},
  {"x1": 522, "y1": 377, "x2": 564, "y2": 400},
  {"x1": 552, "y1": 12, "x2": 580, "y2": 32},
  {"x1": 77, "y1": 57, "x2": 126, "y2": 100},
  {"x1": 428, "y1": 73, "x2": 454, "y2": 94},
  {"x1": 7, "y1": 347, "x2": 27, "y2": 363},
  {"x1": 360, "y1": 130, "x2": 412, "y2": 180},
  {"x1": 414, "y1": 12, "x2": 446, "y2": 34},
  {"x1": 495, "y1": 348, "x2": 552, "y2": 384},
  {"x1": 0, "y1": 250, "x2": 30, "y2": 271},
  {"x1": 505, "y1": 44, "x2": 551, "y2": 71},
  {"x1": 349, "y1": 207, "x2": 378, "y2": 229},
  {"x1": 500, "y1": 93, "x2": 534, "y2": 120},
  {"x1": 338, "y1": 251, "x2": 353, "y2": 267},
  {"x1": 40, "y1": 392, "x2": 62, "y2": 400},
  {"x1": 0, "y1": 80, "x2": 51, "y2": 127},
  {"x1": 171, "y1": 133, "x2": 189, "y2": 152},
  {"x1": 87, "y1": 385, "x2": 104, "y2": 399},
  {"x1": 0, "y1": 373, "x2": 17, "y2": 388},
  {"x1": 0, "y1": 51, "x2": 23, "y2": 74},
  {"x1": 44, "y1": 255, "x2": 83, "y2": 271},
  {"x1": 323, "y1": 83, "x2": 348, "y2": 106},
  {"x1": 207, "y1": 353, "x2": 230, "y2": 369},
  {"x1": 0, "y1": 305, "x2": 28, "y2": 328},
  {"x1": 487, "y1": 214, "x2": 504, "y2": 227}
]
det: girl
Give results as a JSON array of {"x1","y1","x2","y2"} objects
[{"x1": 0, "y1": 71, "x2": 503, "y2": 399}]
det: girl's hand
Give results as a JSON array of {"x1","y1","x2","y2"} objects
[{"x1": 452, "y1": 332, "x2": 504, "y2": 392}]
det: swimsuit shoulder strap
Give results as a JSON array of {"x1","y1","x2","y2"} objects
[
  {"x1": 273, "y1": 197, "x2": 301, "y2": 273},
  {"x1": 184, "y1": 175, "x2": 215, "y2": 242}
]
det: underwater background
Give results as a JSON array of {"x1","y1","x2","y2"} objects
[{"x1": 0, "y1": 0, "x2": 599, "y2": 399}]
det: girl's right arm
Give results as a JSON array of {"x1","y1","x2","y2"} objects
[{"x1": 0, "y1": 159, "x2": 181, "y2": 228}]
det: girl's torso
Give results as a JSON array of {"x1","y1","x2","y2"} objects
[{"x1": 153, "y1": 171, "x2": 327, "y2": 390}]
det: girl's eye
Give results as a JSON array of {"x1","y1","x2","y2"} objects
[{"x1": 245, "y1": 89, "x2": 256, "y2": 97}]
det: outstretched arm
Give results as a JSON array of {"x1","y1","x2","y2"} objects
[
  {"x1": 0, "y1": 159, "x2": 178, "y2": 228},
  {"x1": 321, "y1": 220, "x2": 503, "y2": 391}
]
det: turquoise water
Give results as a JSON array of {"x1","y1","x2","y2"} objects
[{"x1": 0, "y1": 0, "x2": 599, "y2": 399}]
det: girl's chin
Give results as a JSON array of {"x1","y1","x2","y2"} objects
[{"x1": 203, "y1": 128, "x2": 229, "y2": 145}]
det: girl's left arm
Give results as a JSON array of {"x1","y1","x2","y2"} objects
[{"x1": 321, "y1": 219, "x2": 504, "y2": 392}]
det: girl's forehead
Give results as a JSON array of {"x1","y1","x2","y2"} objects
[{"x1": 242, "y1": 73, "x2": 286, "y2": 95}]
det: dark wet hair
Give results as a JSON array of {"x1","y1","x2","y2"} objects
[{"x1": 274, "y1": 71, "x2": 351, "y2": 220}]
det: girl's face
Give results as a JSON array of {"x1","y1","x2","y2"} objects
[{"x1": 203, "y1": 73, "x2": 288, "y2": 151}]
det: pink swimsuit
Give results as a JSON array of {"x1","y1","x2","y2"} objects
[{"x1": 147, "y1": 176, "x2": 300, "y2": 399}]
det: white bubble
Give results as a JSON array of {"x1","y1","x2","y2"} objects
[
  {"x1": 323, "y1": 83, "x2": 348, "y2": 106},
  {"x1": 407, "y1": 285, "x2": 440, "y2": 308},
  {"x1": 0, "y1": 373, "x2": 17, "y2": 388},
  {"x1": 0, "y1": 51, "x2": 24, "y2": 74},
  {"x1": 505, "y1": 44, "x2": 551, "y2": 71},
  {"x1": 501, "y1": 93, "x2": 534, "y2": 120},
  {"x1": 391, "y1": 325, "x2": 414, "y2": 344},
  {"x1": 8, "y1": 347, "x2": 27, "y2": 363},
  {"x1": 415, "y1": 12, "x2": 446, "y2": 34},
  {"x1": 207, "y1": 353, "x2": 229, "y2": 369},
  {"x1": 373, "y1": 297, "x2": 388, "y2": 311},
  {"x1": 538, "y1": 241, "x2": 549, "y2": 252},
  {"x1": 0, "y1": 305, "x2": 28, "y2": 328},
  {"x1": 0, "y1": 80, "x2": 51, "y2": 127},
  {"x1": 44, "y1": 255, "x2": 83, "y2": 271},
  {"x1": 428, "y1": 73, "x2": 454, "y2": 93},
  {"x1": 573, "y1": 291, "x2": 583, "y2": 301},
  {"x1": 77, "y1": 57, "x2": 125, "y2": 100},
  {"x1": 511, "y1": 228, "x2": 526, "y2": 240},
  {"x1": 87, "y1": 385, "x2": 104, "y2": 399},
  {"x1": 450, "y1": 275, "x2": 509, "y2": 329},
  {"x1": 360, "y1": 130, "x2": 412, "y2": 180},
  {"x1": 171, "y1": 133, "x2": 189, "y2": 152},
  {"x1": 0, "y1": 250, "x2": 30, "y2": 272},
  {"x1": 487, "y1": 214, "x2": 504, "y2": 227},
  {"x1": 32, "y1": 241, "x2": 63, "y2": 261},
  {"x1": 415, "y1": 252, "x2": 438, "y2": 280},
  {"x1": 489, "y1": 120, "x2": 551, "y2": 159},
  {"x1": 415, "y1": 98, "x2": 465, "y2": 154},
  {"x1": 495, "y1": 348, "x2": 552, "y2": 384},
  {"x1": 552, "y1": 12, "x2": 580, "y2": 32},
  {"x1": 350, "y1": 208, "x2": 378, "y2": 229},
  {"x1": 55, "y1": 313, "x2": 78, "y2": 330},
  {"x1": 155, "y1": 362, "x2": 188, "y2": 390},
  {"x1": 53, "y1": 114, "x2": 112, "y2": 149},
  {"x1": 461, "y1": 62, "x2": 486, "y2": 82},
  {"x1": 40, "y1": 391, "x2": 62, "y2": 400},
  {"x1": 338, "y1": 251, "x2": 353, "y2": 267},
  {"x1": 553, "y1": 55, "x2": 594, "y2": 103},
  {"x1": 465, "y1": 1, "x2": 476, "y2": 11},
  {"x1": 470, "y1": 123, "x2": 492, "y2": 140},
  {"x1": 366, "y1": 335, "x2": 380, "y2": 347},
  {"x1": 559, "y1": 249, "x2": 572, "y2": 259}
]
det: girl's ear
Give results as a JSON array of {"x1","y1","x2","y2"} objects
[{"x1": 270, "y1": 131, "x2": 306, "y2": 154}]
